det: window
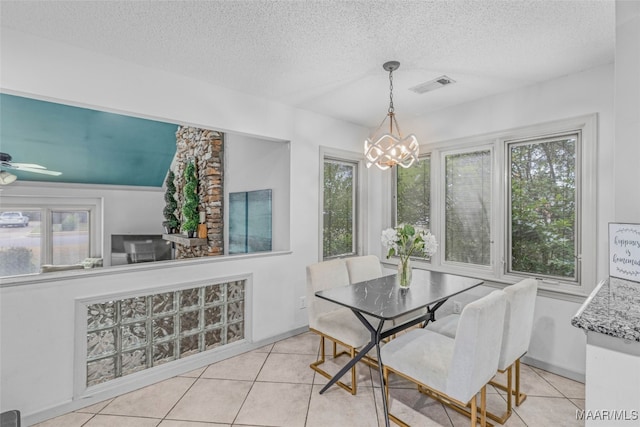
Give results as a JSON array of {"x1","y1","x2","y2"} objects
[
  {"x1": 508, "y1": 133, "x2": 578, "y2": 281},
  {"x1": 52, "y1": 210, "x2": 91, "y2": 265},
  {"x1": 322, "y1": 158, "x2": 357, "y2": 259},
  {"x1": 444, "y1": 149, "x2": 492, "y2": 266},
  {"x1": 0, "y1": 199, "x2": 100, "y2": 277},
  {"x1": 320, "y1": 147, "x2": 366, "y2": 260},
  {"x1": 389, "y1": 115, "x2": 597, "y2": 297},
  {"x1": 395, "y1": 155, "x2": 431, "y2": 229}
]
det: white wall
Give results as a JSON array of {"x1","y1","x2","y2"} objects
[
  {"x1": 0, "y1": 29, "x2": 368, "y2": 424},
  {"x1": 369, "y1": 63, "x2": 616, "y2": 381},
  {"x1": 614, "y1": 0, "x2": 640, "y2": 222}
]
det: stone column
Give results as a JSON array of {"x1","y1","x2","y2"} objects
[{"x1": 174, "y1": 126, "x2": 224, "y2": 258}]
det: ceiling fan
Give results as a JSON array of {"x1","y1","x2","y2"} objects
[{"x1": 0, "y1": 152, "x2": 62, "y2": 184}]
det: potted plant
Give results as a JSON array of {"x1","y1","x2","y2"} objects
[
  {"x1": 162, "y1": 171, "x2": 179, "y2": 234},
  {"x1": 182, "y1": 161, "x2": 199, "y2": 237}
]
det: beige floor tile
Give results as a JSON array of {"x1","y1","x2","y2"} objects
[
  {"x1": 494, "y1": 364, "x2": 564, "y2": 399},
  {"x1": 74, "y1": 398, "x2": 114, "y2": 414},
  {"x1": 514, "y1": 396, "x2": 584, "y2": 426},
  {"x1": 158, "y1": 420, "x2": 230, "y2": 426},
  {"x1": 234, "y1": 382, "x2": 312, "y2": 426},
  {"x1": 166, "y1": 378, "x2": 252, "y2": 424},
  {"x1": 368, "y1": 367, "x2": 418, "y2": 390},
  {"x1": 33, "y1": 412, "x2": 94, "y2": 427},
  {"x1": 84, "y1": 414, "x2": 161, "y2": 426},
  {"x1": 323, "y1": 340, "x2": 373, "y2": 362},
  {"x1": 307, "y1": 384, "x2": 378, "y2": 427},
  {"x1": 532, "y1": 367, "x2": 586, "y2": 399},
  {"x1": 253, "y1": 343, "x2": 274, "y2": 353},
  {"x1": 480, "y1": 392, "x2": 512, "y2": 422},
  {"x1": 101, "y1": 377, "x2": 196, "y2": 418},
  {"x1": 569, "y1": 398, "x2": 585, "y2": 410},
  {"x1": 256, "y1": 352, "x2": 316, "y2": 384},
  {"x1": 443, "y1": 393, "x2": 527, "y2": 427},
  {"x1": 201, "y1": 350, "x2": 268, "y2": 381},
  {"x1": 178, "y1": 367, "x2": 206, "y2": 378},
  {"x1": 445, "y1": 402, "x2": 528, "y2": 427},
  {"x1": 30, "y1": 340, "x2": 586, "y2": 427},
  {"x1": 271, "y1": 331, "x2": 320, "y2": 355},
  {"x1": 379, "y1": 386, "x2": 453, "y2": 427},
  {"x1": 311, "y1": 353, "x2": 375, "y2": 389}
]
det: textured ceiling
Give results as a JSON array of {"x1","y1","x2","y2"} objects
[{"x1": 1, "y1": 0, "x2": 615, "y2": 128}]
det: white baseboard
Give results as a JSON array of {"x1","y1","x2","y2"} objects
[{"x1": 521, "y1": 355, "x2": 585, "y2": 383}]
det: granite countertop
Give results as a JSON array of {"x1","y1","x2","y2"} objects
[{"x1": 571, "y1": 276, "x2": 640, "y2": 342}]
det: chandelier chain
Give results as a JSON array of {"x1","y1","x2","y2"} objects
[{"x1": 388, "y1": 68, "x2": 394, "y2": 114}]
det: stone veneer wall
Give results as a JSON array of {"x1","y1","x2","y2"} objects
[{"x1": 173, "y1": 126, "x2": 224, "y2": 258}]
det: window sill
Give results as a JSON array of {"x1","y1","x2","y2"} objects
[
  {"x1": 381, "y1": 259, "x2": 590, "y2": 304},
  {"x1": 0, "y1": 250, "x2": 293, "y2": 289}
]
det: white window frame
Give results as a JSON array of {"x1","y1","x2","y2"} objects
[
  {"x1": 505, "y1": 131, "x2": 581, "y2": 283},
  {"x1": 319, "y1": 146, "x2": 367, "y2": 261},
  {"x1": 497, "y1": 116, "x2": 597, "y2": 296},
  {"x1": 0, "y1": 196, "x2": 102, "y2": 272},
  {"x1": 439, "y1": 145, "x2": 496, "y2": 276},
  {"x1": 386, "y1": 114, "x2": 597, "y2": 299}
]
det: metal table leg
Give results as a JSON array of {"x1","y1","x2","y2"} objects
[{"x1": 318, "y1": 310, "x2": 390, "y2": 427}]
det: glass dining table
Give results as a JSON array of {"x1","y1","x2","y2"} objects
[{"x1": 315, "y1": 269, "x2": 483, "y2": 427}]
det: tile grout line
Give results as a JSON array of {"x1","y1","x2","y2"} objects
[
  {"x1": 304, "y1": 336, "x2": 323, "y2": 426},
  {"x1": 230, "y1": 340, "x2": 275, "y2": 426},
  {"x1": 156, "y1": 368, "x2": 205, "y2": 424}
]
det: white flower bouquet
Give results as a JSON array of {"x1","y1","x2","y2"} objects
[{"x1": 381, "y1": 224, "x2": 438, "y2": 287}]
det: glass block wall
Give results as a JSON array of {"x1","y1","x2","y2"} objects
[{"x1": 86, "y1": 280, "x2": 245, "y2": 387}]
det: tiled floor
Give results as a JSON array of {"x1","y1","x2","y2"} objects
[{"x1": 34, "y1": 331, "x2": 585, "y2": 427}]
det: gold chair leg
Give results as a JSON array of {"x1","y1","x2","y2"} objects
[
  {"x1": 514, "y1": 358, "x2": 527, "y2": 406},
  {"x1": 332, "y1": 339, "x2": 351, "y2": 359},
  {"x1": 417, "y1": 384, "x2": 495, "y2": 427},
  {"x1": 388, "y1": 367, "x2": 492, "y2": 427},
  {"x1": 470, "y1": 391, "x2": 477, "y2": 427},
  {"x1": 486, "y1": 359, "x2": 532, "y2": 424},
  {"x1": 481, "y1": 386, "x2": 487, "y2": 427},
  {"x1": 319, "y1": 336, "x2": 326, "y2": 364},
  {"x1": 309, "y1": 334, "x2": 357, "y2": 395},
  {"x1": 350, "y1": 347, "x2": 357, "y2": 395}
]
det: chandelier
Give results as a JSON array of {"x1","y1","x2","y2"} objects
[{"x1": 364, "y1": 61, "x2": 419, "y2": 170}]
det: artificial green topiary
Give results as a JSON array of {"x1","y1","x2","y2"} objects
[
  {"x1": 162, "y1": 171, "x2": 179, "y2": 232},
  {"x1": 182, "y1": 161, "x2": 200, "y2": 235}
]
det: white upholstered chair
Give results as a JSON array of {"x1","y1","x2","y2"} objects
[
  {"x1": 345, "y1": 254, "x2": 384, "y2": 284},
  {"x1": 425, "y1": 278, "x2": 538, "y2": 423},
  {"x1": 345, "y1": 255, "x2": 395, "y2": 336},
  {"x1": 381, "y1": 290, "x2": 507, "y2": 427},
  {"x1": 306, "y1": 258, "x2": 371, "y2": 395}
]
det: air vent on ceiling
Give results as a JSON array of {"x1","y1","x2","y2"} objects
[{"x1": 409, "y1": 75, "x2": 456, "y2": 94}]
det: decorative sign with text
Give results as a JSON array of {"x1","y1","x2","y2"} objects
[{"x1": 609, "y1": 223, "x2": 640, "y2": 283}]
